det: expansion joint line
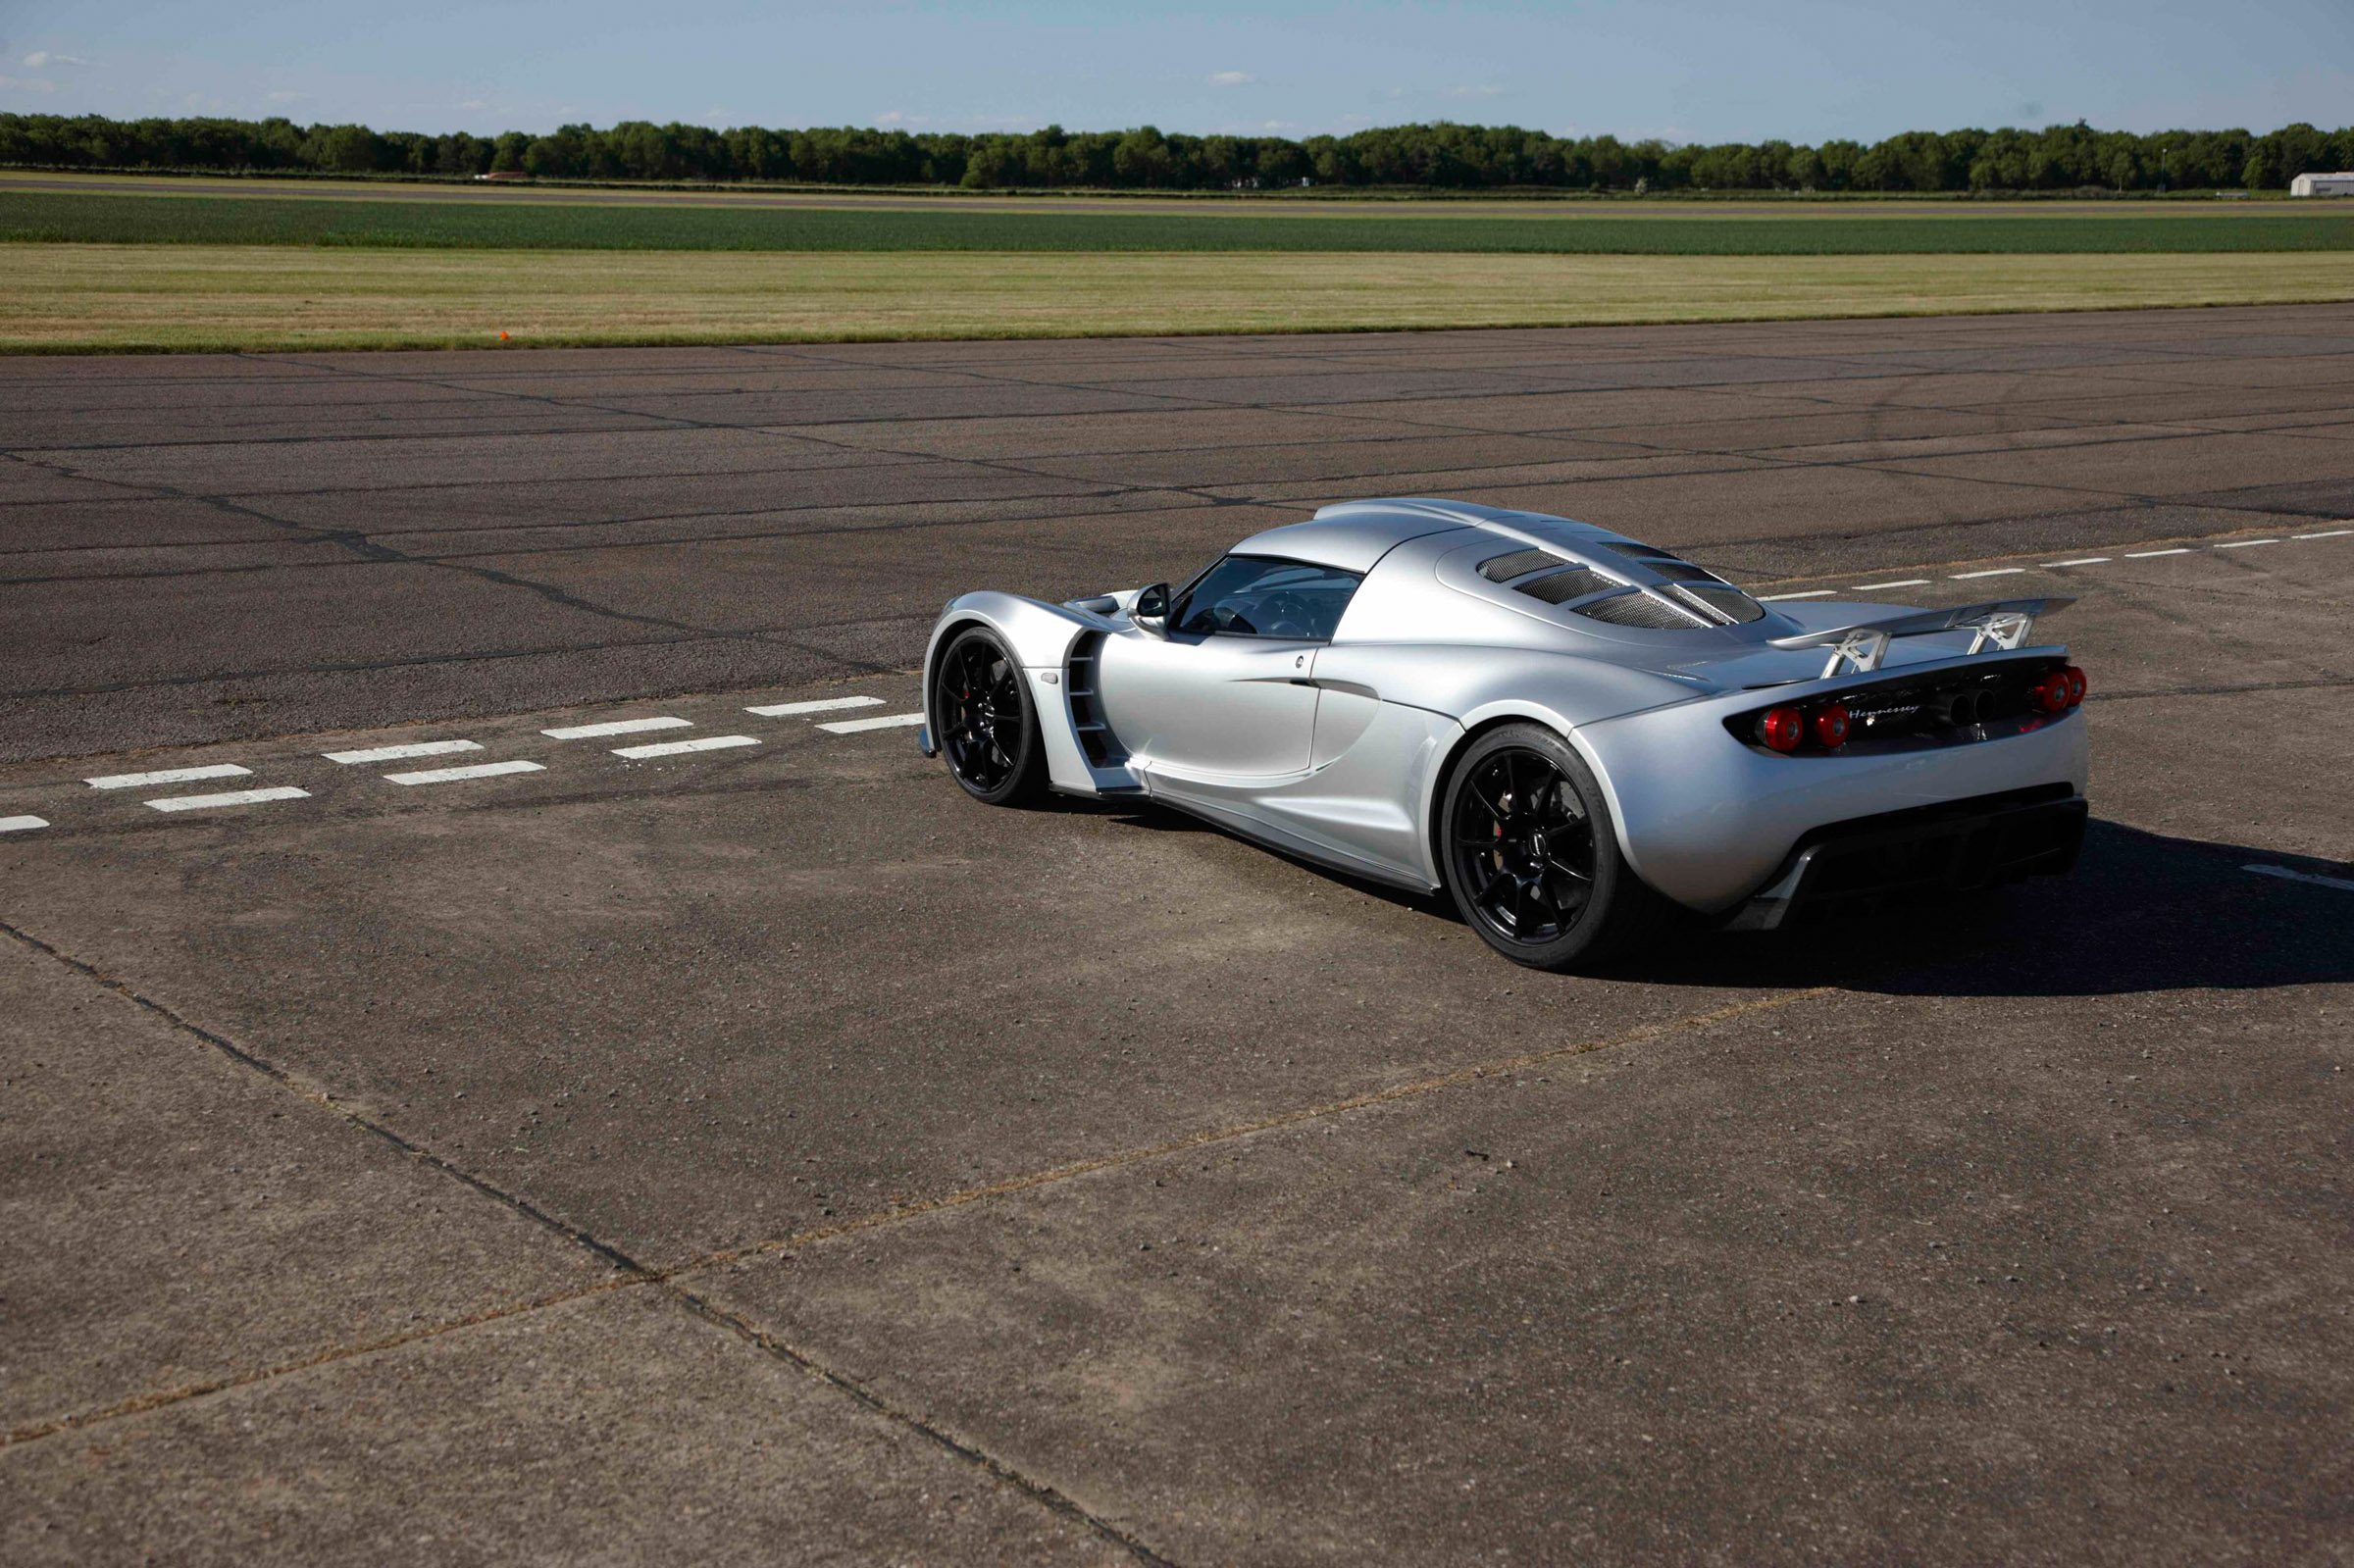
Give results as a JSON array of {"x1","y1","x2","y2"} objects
[{"x1": 0, "y1": 919, "x2": 1173, "y2": 1567}]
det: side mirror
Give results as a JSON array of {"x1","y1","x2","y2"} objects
[{"x1": 1132, "y1": 582, "x2": 1171, "y2": 637}]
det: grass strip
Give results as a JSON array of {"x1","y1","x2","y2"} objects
[
  {"x1": 5, "y1": 191, "x2": 2354, "y2": 254},
  {"x1": 7, "y1": 246, "x2": 2354, "y2": 354}
]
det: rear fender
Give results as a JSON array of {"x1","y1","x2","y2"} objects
[{"x1": 1313, "y1": 643, "x2": 1706, "y2": 879}]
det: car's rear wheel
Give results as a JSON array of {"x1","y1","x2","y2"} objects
[
  {"x1": 936, "y1": 627, "x2": 1045, "y2": 805},
  {"x1": 1440, "y1": 723, "x2": 1665, "y2": 971}
]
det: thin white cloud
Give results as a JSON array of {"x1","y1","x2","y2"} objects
[
  {"x1": 1208, "y1": 71, "x2": 1255, "y2": 87},
  {"x1": 451, "y1": 98, "x2": 487, "y2": 111},
  {"x1": 265, "y1": 89, "x2": 305, "y2": 103},
  {"x1": 0, "y1": 75, "x2": 58, "y2": 94},
  {"x1": 1446, "y1": 84, "x2": 1506, "y2": 99},
  {"x1": 24, "y1": 51, "x2": 89, "y2": 69}
]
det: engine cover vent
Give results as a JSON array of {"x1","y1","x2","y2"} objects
[
  {"x1": 1477, "y1": 548, "x2": 1562, "y2": 583},
  {"x1": 1514, "y1": 567, "x2": 1617, "y2": 605},
  {"x1": 1573, "y1": 590, "x2": 1709, "y2": 631}
]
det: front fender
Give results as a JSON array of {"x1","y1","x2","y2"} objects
[{"x1": 923, "y1": 592, "x2": 1131, "y2": 796}]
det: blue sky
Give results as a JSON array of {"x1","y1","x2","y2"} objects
[{"x1": 2, "y1": 1, "x2": 2346, "y2": 141}]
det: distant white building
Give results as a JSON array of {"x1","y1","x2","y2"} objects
[{"x1": 2289, "y1": 172, "x2": 2354, "y2": 197}]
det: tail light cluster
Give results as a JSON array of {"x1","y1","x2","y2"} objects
[
  {"x1": 2031, "y1": 665, "x2": 2089, "y2": 714},
  {"x1": 1742, "y1": 662, "x2": 2086, "y2": 754},
  {"x1": 1756, "y1": 699, "x2": 1853, "y2": 752}
]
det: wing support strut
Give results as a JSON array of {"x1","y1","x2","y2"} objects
[{"x1": 1774, "y1": 596, "x2": 2073, "y2": 679}]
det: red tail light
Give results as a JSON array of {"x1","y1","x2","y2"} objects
[
  {"x1": 1758, "y1": 705, "x2": 1805, "y2": 752},
  {"x1": 1812, "y1": 702, "x2": 1851, "y2": 749},
  {"x1": 2030, "y1": 671, "x2": 2072, "y2": 714},
  {"x1": 2063, "y1": 665, "x2": 2086, "y2": 706}
]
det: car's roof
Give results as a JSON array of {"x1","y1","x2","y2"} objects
[{"x1": 1231, "y1": 498, "x2": 1617, "y2": 575}]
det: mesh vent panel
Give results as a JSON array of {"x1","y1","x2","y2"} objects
[
  {"x1": 1514, "y1": 567, "x2": 1615, "y2": 604},
  {"x1": 1477, "y1": 548, "x2": 1561, "y2": 582},
  {"x1": 1574, "y1": 590, "x2": 1706, "y2": 630},
  {"x1": 1675, "y1": 582, "x2": 1768, "y2": 624}
]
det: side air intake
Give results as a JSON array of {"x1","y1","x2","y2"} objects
[{"x1": 1065, "y1": 632, "x2": 1125, "y2": 767}]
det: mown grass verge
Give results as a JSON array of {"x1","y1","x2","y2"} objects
[
  {"x1": 5, "y1": 190, "x2": 2354, "y2": 253},
  {"x1": 7, "y1": 246, "x2": 2353, "y2": 354}
]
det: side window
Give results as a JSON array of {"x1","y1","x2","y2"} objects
[{"x1": 1173, "y1": 557, "x2": 1362, "y2": 640}]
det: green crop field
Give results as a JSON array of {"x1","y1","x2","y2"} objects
[
  {"x1": 4, "y1": 188, "x2": 2353, "y2": 254},
  {"x1": 6, "y1": 177, "x2": 2353, "y2": 353}
]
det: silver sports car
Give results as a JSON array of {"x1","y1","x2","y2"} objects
[{"x1": 918, "y1": 498, "x2": 2088, "y2": 970}]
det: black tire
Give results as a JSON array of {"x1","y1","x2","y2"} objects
[
  {"x1": 934, "y1": 627, "x2": 1046, "y2": 806},
  {"x1": 1438, "y1": 723, "x2": 1668, "y2": 971}
]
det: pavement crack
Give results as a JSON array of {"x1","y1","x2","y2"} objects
[
  {"x1": 0, "y1": 916, "x2": 1179, "y2": 1561},
  {"x1": 661, "y1": 1286, "x2": 1181, "y2": 1566},
  {"x1": 0, "y1": 915, "x2": 654, "y2": 1278}
]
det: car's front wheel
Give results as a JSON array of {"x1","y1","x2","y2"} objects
[
  {"x1": 935, "y1": 627, "x2": 1046, "y2": 805},
  {"x1": 1439, "y1": 723, "x2": 1665, "y2": 971}
]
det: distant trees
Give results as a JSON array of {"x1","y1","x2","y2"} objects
[{"x1": 3, "y1": 113, "x2": 2352, "y2": 194}]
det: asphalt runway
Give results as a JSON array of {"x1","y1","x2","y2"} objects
[{"x1": 3, "y1": 307, "x2": 2350, "y2": 1563}]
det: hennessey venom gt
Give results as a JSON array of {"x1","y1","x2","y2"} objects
[{"x1": 918, "y1": 498, "x2": 2088, "y2": 970}]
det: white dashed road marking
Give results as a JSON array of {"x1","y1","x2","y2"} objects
[
  {"x1": 2293, "y1": 529, "x2": 2352, "y2": 539},
  {"x1": 2043, "y1": 557, "x2": 2112, "y2": 567},
  {"x1": 87, "y1": 763, "x2": 251, "y2": 790},
  {"x1": 2214, "y1": 539, "x2": 2278, "y2": 549},
  {"x1": 542, "y1": 717, "x2": 691, "y2": 740},
  {"x1": 2124, "y1": 548, "x2": 2192, "y2": 559},
  {"x1": 746, "y1": 696, "x2": 885, "y2": 717},
  {"x1": 613, "y1": 734, "x2": 760, "y2": 759},
  {"x1": 1851, "y1": 580, "x2": 1929, "y2": 590},
  {"x1": 818, "y1": 712, "x2": 928, "y2": 734},
  {"x1": 1951, "y1": 568, "x2": 2026, "y2": 580},
  {"x1": 326, "y1": 739, "x2": 484, "y2": 765},
  {"x1": 384, "y1": 760, "x2": 547, "y2": 785},
  {"x1": 2245, "y1": 863, "x2": 2354, "y2": 893},
  {"x1": 1759, "y1": 590, "x2": 1834, "y2": 601},
  {"x1": 145, "y1": 786, "x2": 310, "y2": 813},
  {"x1": 0, "y1": 815, "x2": 48, "y2": 834}
]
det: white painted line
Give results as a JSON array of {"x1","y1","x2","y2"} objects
[
  {"x1": 2290, "y1": 529, "x2": 2352, "y2": 540},
  {"x1": 746, "y1": 696, "x2": 886, "y2": 717},
  {"x1": 818, "y1": 712, "x2": 928, "y2": 734},
  {"x1": 87, "y1": 763, "x2": 251, "y2": 790},
  {"x1": 1759, "y1": 589, "x2": 1834, "y2": 601},
  {"x1": 0, "y1": 815, "x2": 48, "y2": 834},
  {"x1": 145, "y1": 786, "x2": 309, "y2": 813},
  {"x1": 2213, "y1": 539, "x2": 2278, "y2": 549},
  {"x1": 1849, "y1": 579, "x2": 1929, "y2": 590},
  {"x1": 2043, "y1": 557, "x2": 2112, "y2": 567},
  {"x1": 2245, "y1": 863, "x2": 2354, "y2": 893},
  {"x1": 1951, "y1": 568, "x2": 2026, "y2": 580},
  {"x1": 324, "y1": 739, "x2": 484, "y2": 765},
  {"x1": 2124, "y1": 548, "x2": 2191, "y2": 559},
  {"x1": 384, "y1": 760, "x2": 546, "y2": 785},
  {"x1": 541, "y1": 717, "x2": 691, "y2": 740},
  {"x1": 613, "y1": 734, "x2": 760, "y2": 760}
]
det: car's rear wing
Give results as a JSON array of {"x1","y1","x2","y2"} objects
[{"x1": 1770, "y1": 596, "x2": 2074, "y2": 678}]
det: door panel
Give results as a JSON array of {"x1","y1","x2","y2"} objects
[{"x1": 1096, "y1": 630, "x2": 1320, "y2": 779}]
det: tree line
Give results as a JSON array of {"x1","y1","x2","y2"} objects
[{"x1": 4, "y1": 113, "x2": 2349, "y2": 193}]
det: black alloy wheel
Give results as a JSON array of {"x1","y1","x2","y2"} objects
[
  {"x1": 936, "y1": 628, "x2": 1044, "y2": 804},
  {"x1": 1439, "y1": 723, "x2": 1666, "y2": 970},
  {"x1": 1450, "y1": 747, "x2": 1596, "y2": 943}
]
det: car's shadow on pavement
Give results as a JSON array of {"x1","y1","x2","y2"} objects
[
  {"x1": 1104, "y1": 803, "x2": 2352, "y2": 998},
  {"x1": 1598, "y1": 820, "x2": 2354, "y2": 998}
]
